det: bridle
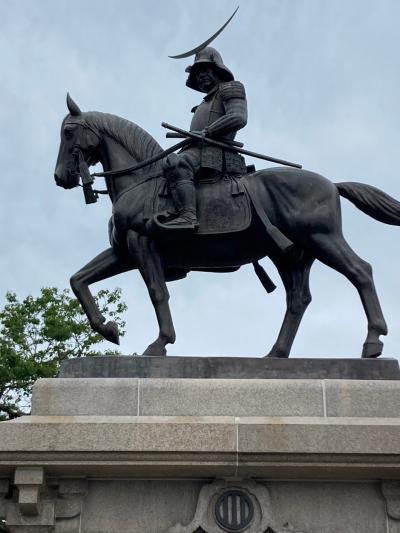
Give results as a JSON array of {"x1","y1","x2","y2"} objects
[
  {"x1": 65, "y1": 121, "x2": 108, "y2": 203},
  {"x1": 65, "y1": 120, "x2": 191, "y2": 204},
  {"x1": 72, "y1": 147, "x2": 106, "y2": 204}
]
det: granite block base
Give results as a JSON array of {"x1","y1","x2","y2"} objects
[{"x1": 1, "y1": 360, "x2": 400, "y2": 532}]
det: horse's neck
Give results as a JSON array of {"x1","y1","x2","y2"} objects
[{"x1": 99, "y1": 136, "x2": 141, "y2": 201}]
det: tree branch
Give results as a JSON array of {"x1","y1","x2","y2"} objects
[{"x1": 0, "y1": 403, "x2": 25, "y2": 419}]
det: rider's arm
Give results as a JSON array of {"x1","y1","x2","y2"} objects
[{"x1": 204, "y1": 81, "x2": 248, "y2": 138}]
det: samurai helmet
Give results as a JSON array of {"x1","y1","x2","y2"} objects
[{"x1": 185, "y1": 47, "x2": 234, "y2": 92}]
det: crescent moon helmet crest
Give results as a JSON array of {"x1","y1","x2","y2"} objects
[{"x1": 168, "y1": 6, "x2": 239, "y2": 59}]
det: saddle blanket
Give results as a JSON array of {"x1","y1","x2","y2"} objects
[{"x1": 151, "y1": 175, "x2": 251, "y2": 235}]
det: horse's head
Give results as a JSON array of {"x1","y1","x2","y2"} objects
[{"x1": 54, "y1": 94, "x2": 101, "y2": 189}]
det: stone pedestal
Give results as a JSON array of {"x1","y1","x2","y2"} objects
[{"x1": 1, "y1": 357, "x2": 400, "y2": 532}]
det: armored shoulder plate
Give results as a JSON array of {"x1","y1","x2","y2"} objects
[{"x1": 219, "y1": 80, "x2": 246, "y2": 101}]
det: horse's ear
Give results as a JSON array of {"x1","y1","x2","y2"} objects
[{"x1": 66, "y1": 93, "x2": 82, "y2": 116}]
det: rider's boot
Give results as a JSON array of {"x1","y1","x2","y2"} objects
[{"x1": 163, "y1": 179, "x2": 199, "y2": 231}]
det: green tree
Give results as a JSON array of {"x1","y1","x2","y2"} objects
[{"x1": 0, "y1": 287, "x2": 127, "y2": 420}]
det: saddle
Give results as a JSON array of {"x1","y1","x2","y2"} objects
[{"x1": 148, "y1": 173, "x2": 252, "y2": 236}]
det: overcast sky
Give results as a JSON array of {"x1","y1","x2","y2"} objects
[{"x1": 1, "y1": 0, "x2": 400, "y2": 359}]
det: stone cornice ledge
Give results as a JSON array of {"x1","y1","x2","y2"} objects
[{"x1": 1, "y1": 415, "x2": 400, "y2": 479}]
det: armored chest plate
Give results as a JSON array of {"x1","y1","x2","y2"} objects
[{"x1": 190, "y1": 91, "x2": 224, "y2": 131}]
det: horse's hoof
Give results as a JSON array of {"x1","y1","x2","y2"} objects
[
  {"x1": 362, "y1": 340, "x2": 383, "y2": 358},
  {"x1": 100, "y1": 321, "x2": 120, "y2": 345},
  {"x1": 142, "y1": 341, "x2": 167, "y2": 357}
]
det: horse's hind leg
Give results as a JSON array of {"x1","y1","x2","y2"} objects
[
  {"x1": 266, "y1": 255, "x2": 314, "y2": 358},
  {"x1": 309, "y1": 232, "x2": 387, "y2": 358},
  {"x1": 127, "y1": 230, "x2": 175, "y2": 356},
  {"x1": 70, "y1": 247, "x2": 133, "y2": 344}
]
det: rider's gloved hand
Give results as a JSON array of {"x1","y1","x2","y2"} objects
[{"x1": 190, "y1": 129, "x2": 209, "y2": 143}]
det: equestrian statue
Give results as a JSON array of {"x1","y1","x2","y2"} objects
[{"x1": 54, "y1": 12, "x2": 400, "y2": 359}]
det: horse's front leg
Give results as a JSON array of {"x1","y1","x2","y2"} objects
[
  {"x1": 127, "y1": 230, "x2": 176, "y2": 356},
  {"x1": 70, "y1": 248, "x2": 133, "y2": 344}
]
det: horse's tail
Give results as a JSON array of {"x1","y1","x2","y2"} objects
[{"x1": 336, "y1": 182, "x2": 400, "y2": 225}]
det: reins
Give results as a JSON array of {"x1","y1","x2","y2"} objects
[
  {"x1": 74, "y1": 130, "x2": 190, "y2": 203},
  {"x1": 90, "y1": 138, "x2": 191, "y2": 178},
  {"x1": 112, "y1": 171, "x2": 164, "y2": 203},
  {"x1": 77, "y1": 154, "x2": 164, "y2": 203}
]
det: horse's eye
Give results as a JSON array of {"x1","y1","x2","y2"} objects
[{"x1": 64, "y1": 128, "x2": 74, "y2": 139}]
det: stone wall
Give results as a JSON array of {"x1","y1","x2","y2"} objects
[
  {"x1": 1, "y1": 474, "x2": 400, "y2": 532},
  {"x1": 1, "y1": 374, "x2": 400, "y2": 532}
]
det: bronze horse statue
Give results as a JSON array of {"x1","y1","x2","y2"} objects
[{"x1": 54, "y1": 95, "x2": 400, "y2": 358}]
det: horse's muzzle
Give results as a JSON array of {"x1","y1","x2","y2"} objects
[
  {"x1": 54, "y1": 172, "x2": 63, "y2": 186},
  {"x1": 54, "y1": 167, "x2": 80, "y2": 189}
]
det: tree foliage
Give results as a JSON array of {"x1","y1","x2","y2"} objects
[{"x1": 0, "y1": 287, "x2": 127, "y2": 420}]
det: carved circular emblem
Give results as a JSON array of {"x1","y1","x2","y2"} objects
[{"x1": 214, "y1": 489, "x2": 254, "y2": 532}]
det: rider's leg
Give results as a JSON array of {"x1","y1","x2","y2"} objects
[{"x1": 163, "y1": 150, "x2": 201, "y2": 229}]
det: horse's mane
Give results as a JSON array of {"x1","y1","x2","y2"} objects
[{"x1": 85, "y1": 111, "x2": 163, "y2": 173}]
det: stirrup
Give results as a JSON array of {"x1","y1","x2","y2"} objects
[{"x1": 151, "y1": 211, "x2": 199, "y2": 235}]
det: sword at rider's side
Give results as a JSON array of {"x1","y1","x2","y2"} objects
[{"x1": 161, "y1": 122, "x2": 302, "y2": 169}]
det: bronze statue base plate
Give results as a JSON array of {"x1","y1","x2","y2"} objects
[{"x1": 59, "y1": 356, "x2": 400, "y2": 380}]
